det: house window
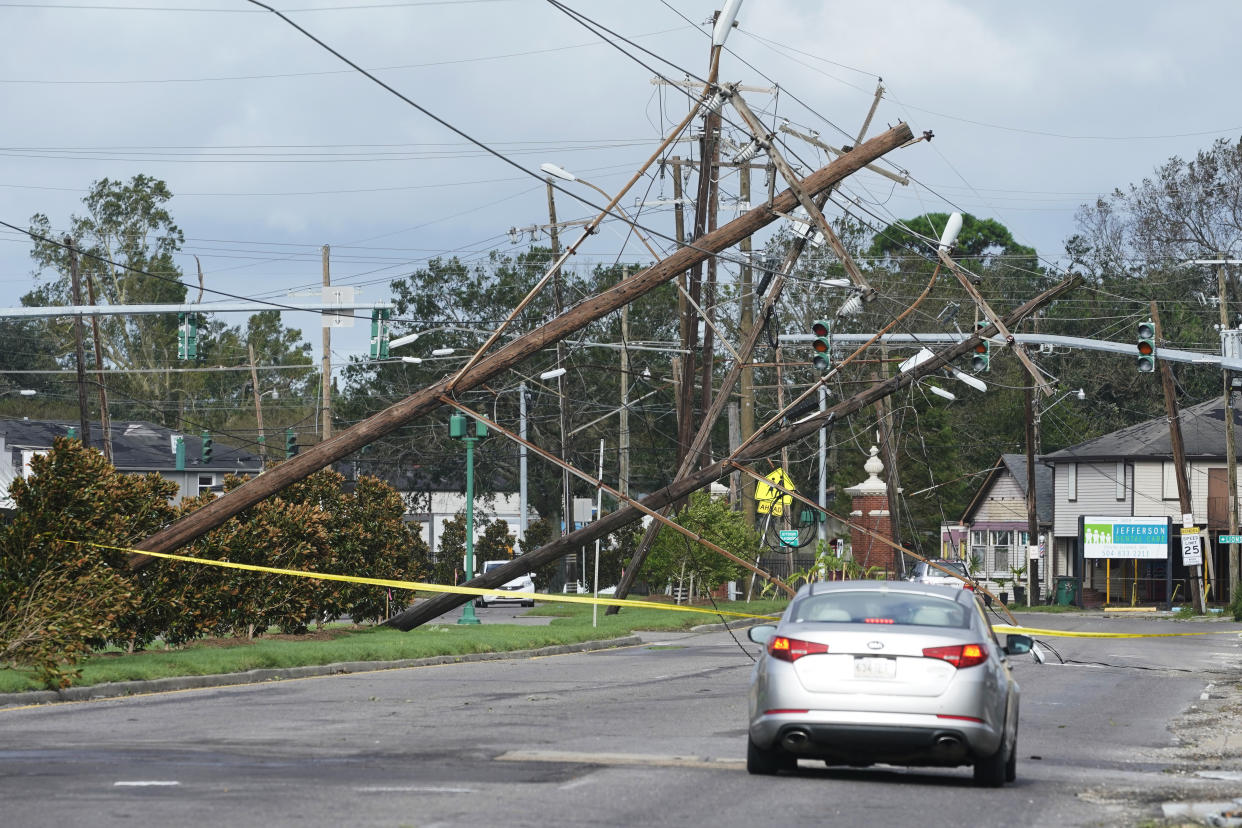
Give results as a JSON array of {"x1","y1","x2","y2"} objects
[
  {"x1": 1115, "y1": 461, "x2": 1126, "y2": 500},
  {"x1": 991, "y1": 531, "x2": 1011, "y2": 572},
  {"x1": 1066, "y1": 464, "x2": 1077, "y2": 502},
  {"x1": 198, "y1": 474, "x2": 215, "y2": 495},
  {"x1": 1162, "y1": 462, "x2": 1179, "y2": 500},
  {"x1": 970, "y1": 530, "x2": 988, "y2": 571}
]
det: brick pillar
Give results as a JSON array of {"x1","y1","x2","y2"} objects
[{"x1": 846, "y1": 446, "x2": 896, "y2": 576}]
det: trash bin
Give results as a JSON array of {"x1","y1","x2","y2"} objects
[{"x1": 1055, "y1": 576, "x2": 1078, "y2": 606}]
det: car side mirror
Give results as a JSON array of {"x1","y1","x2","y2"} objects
[
  {"x1": 748, "y1": 624, "x2": 777, "y2": 645},
  {"x1": 1004, "y1": 633, "x2": 1033, "y2": 655}
]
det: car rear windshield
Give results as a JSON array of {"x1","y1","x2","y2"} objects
[{"x1": 791, "y1": 592, "x2": 969, "y2": 628}]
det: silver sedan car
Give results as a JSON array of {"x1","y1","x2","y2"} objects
[{"x1": 746, "y1": 581, "x2": 1032, "y2": 786}]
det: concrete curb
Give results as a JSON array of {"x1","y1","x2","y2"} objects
[{"x1": 0, "y1": 635, "x2": 643, "y2": 709}]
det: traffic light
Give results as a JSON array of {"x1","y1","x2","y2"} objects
[
  {"x1": 370, "y1": 309, "x2": 391, "y2": 359},
  {"x1": 201, "y1": 430, "x2": 213, "y2": 464},
  {"x1": 285, "y1": 427, "x2": 298, "y2": 458},
  {"x1": 450, "y1": 413, "x2": 487, "y2": 440},
  {"x1": 177, "y1": 312, "x2": 197, "y2": 360},
  {"x1": 810, "y1": 318, "x2": 832, "y2": 373},
  {"x1": 1137, "y1": 320, "x2": 1156, "y2": 372},
  {"x1": 971, "y1": 320, "x2": 990, "y2": 372}
]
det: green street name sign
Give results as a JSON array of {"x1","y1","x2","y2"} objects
[
  {"x1": 778, "y1": 530, "x2": 800, "y2": 547},
  {"x1": 1218, "y1": 535, "x2": 1242, "y2": 544}
]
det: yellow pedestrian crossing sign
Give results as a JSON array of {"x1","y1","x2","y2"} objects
[{"x1": 755, "y1": 468, "x2": 797, "y2": 516}]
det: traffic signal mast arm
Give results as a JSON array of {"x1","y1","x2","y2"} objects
[{"x1": 779, "y1": 332, "x2": 1233, "y2": 371}]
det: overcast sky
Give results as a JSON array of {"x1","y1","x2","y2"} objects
[{"x1": 2, "y1": 0, "x2": 1240, "y2": 366}]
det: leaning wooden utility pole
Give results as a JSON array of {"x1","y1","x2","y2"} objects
[
  {"x1": 249, "y1": 342, "x2": 267, "y2": 463},
  {"x1": 321, "y1": 245, "x2": 332, "y2": 441},
  {"x1": 83, "y1": 270, "x2": 112, "y2": 462},
  {"x1": 606, "y1": 186, "x2": 838, "y2": 613},
  {"x1": 65, "y1": 239, "x2": 91, "y2": 447},
  {"x1": 127, "y1": 123, "x2": 914, "y2": 568},
  {"x1": 390, "y1": 274, "x2": 1080, "y2": 630},
  {"x1": 1153, "y1": 301, "x2": 1204, "y2": 613},
  {"x1": 738, "y1": 165, "x2": 757, "y2": 528},
  {"x1": 1219, "y1": 260, "x2": 1240, "y2": 600},
  {"x1": 1024, "y1": 384, "x2": 1038, "y2": 605},
  {"x1": 547, "y1": 176, "x2": 576, "y2": 580},
  {"x1": 698, "y1": 105, "x2": 721, "y2": 428}
]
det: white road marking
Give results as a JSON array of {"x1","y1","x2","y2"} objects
[
  {"x1": 113, "y1": 781, "x2": 180, "y2": 787},
  {"x1": 1201, "y1": 682, "x2": 1214, "y2": 701},
  {"x1": 497, "y1": 750, "x2": 744, "y2": 770},
  {"x1": 353, "y1": 786, "x2": 477, "y2": 793}
]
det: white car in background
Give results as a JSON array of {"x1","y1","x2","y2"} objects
[
  {"x1": 908, "y1": 560, "x2": 972, "y2": 589},
  {"x1": 474, "y1": 560, "x2": 536, "y2": 608}
]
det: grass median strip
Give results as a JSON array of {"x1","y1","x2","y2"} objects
[{"x1": 0, "y1": 599, "x2": 788, "y2": 694}]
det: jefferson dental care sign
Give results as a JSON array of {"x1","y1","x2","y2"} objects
[{"x1": 1082, "y1": 516, "x2": 1170, "y2": 559}]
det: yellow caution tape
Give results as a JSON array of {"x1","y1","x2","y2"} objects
[
  {"x1": 994, "y1": 624, "x2": 1240, "y2": 639},
  {"x1": 64, "y1": 540, "x2": 780, "y2": 622}
]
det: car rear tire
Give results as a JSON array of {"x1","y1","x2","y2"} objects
[
  {"x1": 1005, "y1": 733, "x2": 1017, "y2": 783},
  {"x1": 973, "y1": 733, "x2": 1011, "y2": 787},
  {"x1": 746, "y1": 736, "x2": 795, "y2": 775}
]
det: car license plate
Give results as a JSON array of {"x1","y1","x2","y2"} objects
[{"x1": 854, "y1": 657, "x2": 896, "y2": 679}]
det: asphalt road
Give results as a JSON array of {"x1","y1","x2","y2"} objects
[{"x1": 2, "y1": 611, "x2": 1240, "y2": 827}]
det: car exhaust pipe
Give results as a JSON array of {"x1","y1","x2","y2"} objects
[
  {"x1": 935, "y1": 735, "x2": 961, "y2": 752},
  {"x1": 781, "y1": 730, "x2": 811, "y2": 752}
]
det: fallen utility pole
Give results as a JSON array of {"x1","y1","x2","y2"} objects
[
  {"x1": 387, "y1": 273, "x2": 1080, "y2": 630},
  {"x1": 127, "y1": 122, "x2": 916, "y2": 568}
]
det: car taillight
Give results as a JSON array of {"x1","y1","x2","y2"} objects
[
  {"x1": 963, "y1": 583, "x2": 975, "y2": 591},
  {"x1": 923, "y1": 643, "x2": 988, "y2": 668},
  {"x1": 768, "y1": 636, "x2": 829, "y2": 663}
]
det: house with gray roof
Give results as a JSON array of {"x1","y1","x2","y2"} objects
[
  {"x1": 1042, "y1": 398, "x2": 1237, "y2": 605},
  {"x1": 953, "y1": 453, "x2": 1053, "y2": 598},
  {"x1": 0, "y1": 419, "x2": 263, "y2": 509}
]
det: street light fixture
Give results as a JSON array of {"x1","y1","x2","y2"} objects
[{"x1": 539, "y1": 162, "x2": 662, "y2": 260}]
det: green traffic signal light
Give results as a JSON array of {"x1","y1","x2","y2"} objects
[
  {"x1": 201, "y1": 430, "x2": 213, "y2": 464},
  {"x1": 971, "y1": 320, "x2": 990, "y2": 371},
  {"x1": 1137, "y1": 320, "x2": 1156, "y2": 372},
  {"x1": 285, "y1": 427, "x2": 298, "y2": 458}
]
